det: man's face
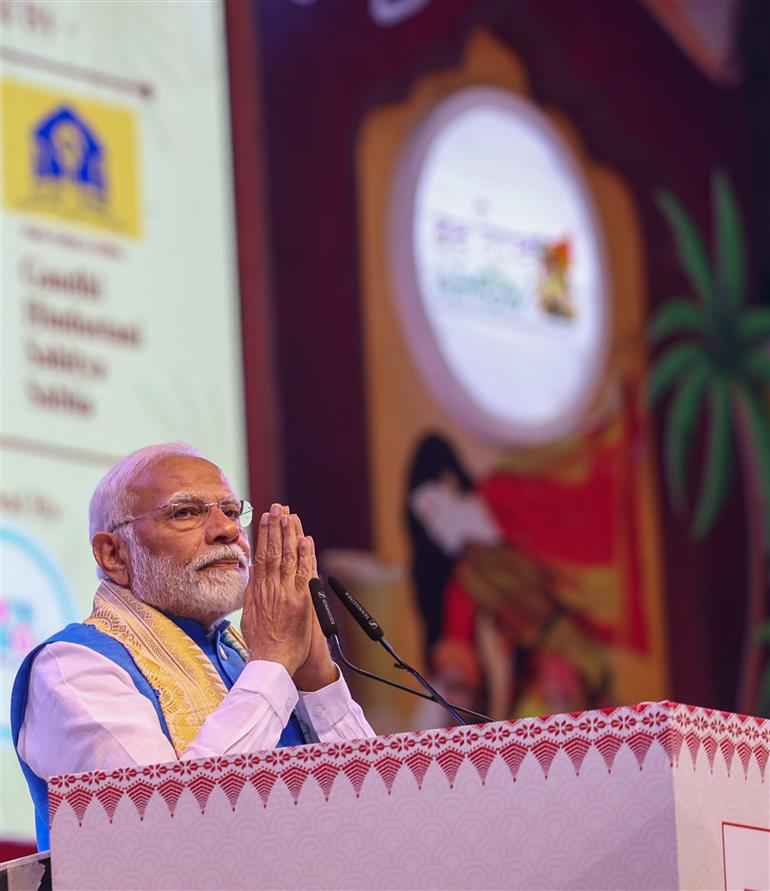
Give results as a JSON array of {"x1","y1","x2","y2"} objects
[{"x1": 119, "y1": 455, "x2": 251, "y2": 625}]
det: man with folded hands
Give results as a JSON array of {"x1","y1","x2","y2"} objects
[{"x1": 12, "y1": 443, "x2": 374, "y2": 849}]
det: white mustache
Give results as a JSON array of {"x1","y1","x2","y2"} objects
[{"x1": 189, "y1": 546, "x2": 247, "y2": 571}]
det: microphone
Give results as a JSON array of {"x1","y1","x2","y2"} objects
[
  {"x1": 308, "y1": 578, "x2": 490, "y2": 724},
  {"x1": 327, "y1": 576, "x2": 490, "y2": 726},
  {"x1": 325, "y1": 578, "x2": 384, "y2": 641},
  {"x1": 309, "y1": 578, "x2": 339, "y2": 637}
]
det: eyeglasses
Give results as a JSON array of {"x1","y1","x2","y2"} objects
[{"x1": 109, "y1": 498, "x2": 253, "y2": 532}]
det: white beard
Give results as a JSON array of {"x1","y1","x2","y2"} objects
[{"x1": 123, "y1": 528, "x2": 248, "y2": 625}]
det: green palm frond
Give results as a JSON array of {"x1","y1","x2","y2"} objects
[
  {"x1": 732, "y1": 381, "x2": 770, "y2": 522},
  {"x1": 736, "y1": 308, "x2": 770, "y2": 344},
  {"x1": 647, "y1": 343, "x2": 705, "y2": 406},
  {"x1": 714, "y1": 172, "x2": 745, "y2": 309},
  {"x1": 656, "y1": 191, "x2": 716, "y2": 310},
  {"x1": 651, "y1": 172, "x2": 769, "y2": 545},
  {"x1": 649, "y1": 299, "x2": 709, "y2": 343},
  {"x1": 692, "y1": 378, "x2": 733, "y2": 538},
  {"x1": 664, "y1": 363, "x2": 710, "y2": 509}
]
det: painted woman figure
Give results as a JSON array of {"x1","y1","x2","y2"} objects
[{"x1": 406, "y1": 392, "x2": 648, "y2": 720}]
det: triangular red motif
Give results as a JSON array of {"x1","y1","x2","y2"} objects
[
  {"x1": 125, "y1": 780, "x2": 155, "y2": 820},
  {"x1": 467, "y1": 746, "x2": 496, "y2": 785},
  {"x1": 372, "y1": 755, "x2": 402, "y2": 794},
  {"x1": 341, "y1": 758, "x2": 371, "y2": 797},
  {"x1": 700, "y1": 733, "x2": 718, "y2": 772},
  {"x1": 719, "y1": 737, "x2": 735, "y2": 775},
  {"x1": 280, "y1": 765, "x2": 309, "y2": 804},
  {"x1": 404, "y1": 751, "x2": 432, "y2": 789},
  {"x1": 186, "y1": 774, "x2": 216, "y2": 815},
  {"x1": 499, "y1": 741, "x2": 527, "y2": 782},
  {"x1": 250, "y1": 768, "x2": 278, "y2": 807},
  {"x1": 310, "y1": 761, "x2": 341, "y2": 800},
  {"x1": 684, "y1": 731, "x2": 700, "y2": 770},
  {"x1": 594, "y1": 734, "x2": 623, "y2": 773},
  {"x1": 48, "y1": 788, "x2": 64, "y2": 826},
  {"x1": 531, "y1": 739, "x2": 559, "y2": 778},
  {"x1": 751, "y1": 743, "x2": 768, "y2": 781},
  {"x1": 157, "y1": 777, "x2": 186, "y2": 817},
  {"x1": 736, "y1": 741, "x2": 752, "y2": 779},
  {"x1": 658, "y1": 726, "x2": 684, "y2": 766},
  {"x1": 95, "y1": 784, "x2": 124, "y2": 822},
  {"x1": 218, "y1": 771, "x2": 247, "y2": 811},
  {"x1": 563, "y1": 736, "x2": 591, "y2": 775},
  {"x1": 65, "y1": 788, "x2": 93, "y2": 825},
  {"x1": 626, "y1": 731, "x2": 655, "y2": 771},
  {"x1": 436, "y1": 748, "x2": 465, "y2": 788}
]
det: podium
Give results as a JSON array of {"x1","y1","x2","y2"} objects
[{"x1": 44, "y1": 701, "x2": 768, "y2": 889}]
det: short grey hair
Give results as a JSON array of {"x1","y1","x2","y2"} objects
[{"x1": 89, "y1": 443, "x2": 202, "y2": 579}]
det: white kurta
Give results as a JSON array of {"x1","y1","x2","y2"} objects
[{"x1": 18, "y1": 641, "x2": 375, "y2": 780}]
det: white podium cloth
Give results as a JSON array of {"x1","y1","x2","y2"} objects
[{"x1": 48, "y1": 701, "x2": 769, "y2": 890}]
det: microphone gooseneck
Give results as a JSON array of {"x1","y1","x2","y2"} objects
[
  {"x1": 308, "y1": 578, "x2": 490, "y2": 723},
  {"x1": 324, "y1": 576, "x2": 491, "y2": 726}
]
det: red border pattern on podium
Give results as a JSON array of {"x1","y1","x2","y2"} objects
[{"x1": 48, "y1": 701, "x2": 769, "y2": 827}]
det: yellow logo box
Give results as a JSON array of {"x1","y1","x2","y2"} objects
[{"x1": 1, "y1": 78, "x2": 141, "y2": 238}]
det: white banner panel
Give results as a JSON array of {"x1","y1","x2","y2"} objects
[{"x1": 0, "y1": 0, "x2": 246, "y2": 841}]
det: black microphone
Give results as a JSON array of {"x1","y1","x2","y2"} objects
[
  {"x1": 308, "y1": 578, "x2": 490, "y2": 724},
  {"x1": 327, "y1": 578, "x2": 384, "y2": 641},
  {"x1": 309, "y1": 577, "x2": 339, "y2": 637},
  {"x1": 327, "y1": 576, "x2": 489, "y2": 726}
]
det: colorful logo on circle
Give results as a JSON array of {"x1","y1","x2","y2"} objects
[
  {"x1": 0, "y1": 523, "x2": 79, "y2": 744},
  {"x1": 390, "y1": 87, "x2": 610, "y2": 444}
]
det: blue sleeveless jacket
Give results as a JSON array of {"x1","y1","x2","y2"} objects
[{"x1": 11, "y1": 616, "x2": 307, "y2": 850}]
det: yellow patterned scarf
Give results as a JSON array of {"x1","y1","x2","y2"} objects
[{"x1": 85, "y1": 581, "x2": 248, "y2": 755}]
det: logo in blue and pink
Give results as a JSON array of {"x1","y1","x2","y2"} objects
[{"x1": 0, "y1": 523, "x2": 79, "y2": 744}]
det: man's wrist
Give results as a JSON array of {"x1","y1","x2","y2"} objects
[
  {"x1": 247, "y1": 650, "x2": 300, "y2": 677},
  {"x1": 293, "y1": 661, "x2": 339, "y2": 693}
]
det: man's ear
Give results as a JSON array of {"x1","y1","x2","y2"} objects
[{"x1": 92, "y1": 532, "x2": 130, "y2": 586}]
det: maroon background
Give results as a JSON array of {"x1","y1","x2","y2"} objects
[{"x1": 250, "y1": 0, "x2": 768, "y2": 715}]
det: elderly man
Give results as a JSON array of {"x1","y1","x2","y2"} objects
[{"x1": 12, "y1": 443, "x2": 374, "y2": 849}]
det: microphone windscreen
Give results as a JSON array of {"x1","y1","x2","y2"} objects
[
  {"x1": 309, "y1": 578, "x2": 339, "y2": 638},
  {"x1": 327, "y1": 576, "x2": 384, "y2": 641}
]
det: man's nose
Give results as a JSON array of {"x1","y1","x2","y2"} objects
[{"x1": 204, "y1": 505, "x2": 241, "y2": 543}]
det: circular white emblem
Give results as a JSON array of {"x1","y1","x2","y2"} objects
[
  {"x1": 390, "y1": 87, "x2": 610, "y2": 444},
  {"x1": 0, "y1": 523, "x2": 78, "y2": 744}
]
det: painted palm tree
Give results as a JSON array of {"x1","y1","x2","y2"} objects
[{"x1": 647, "y1": 171, "x2": 769, "y2": 715}]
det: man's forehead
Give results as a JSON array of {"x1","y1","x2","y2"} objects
[{"x1": 130, "y1": 455, "x2": 234, "y2": 506}]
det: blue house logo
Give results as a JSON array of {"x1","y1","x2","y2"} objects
[{"x1": 32, "y1": 105, "x2": 107, "y2": 202}]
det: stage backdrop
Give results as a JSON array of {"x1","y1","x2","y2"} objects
[
  {"x1": 353, "y1": 30, "x2": 668, "y2": 731},
  {"x1": 255, "y1": 0, "x2": 767, "y2": 730},
  {"x1": 0, "y1": 0, "x2": 246, "y2": 844}
]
